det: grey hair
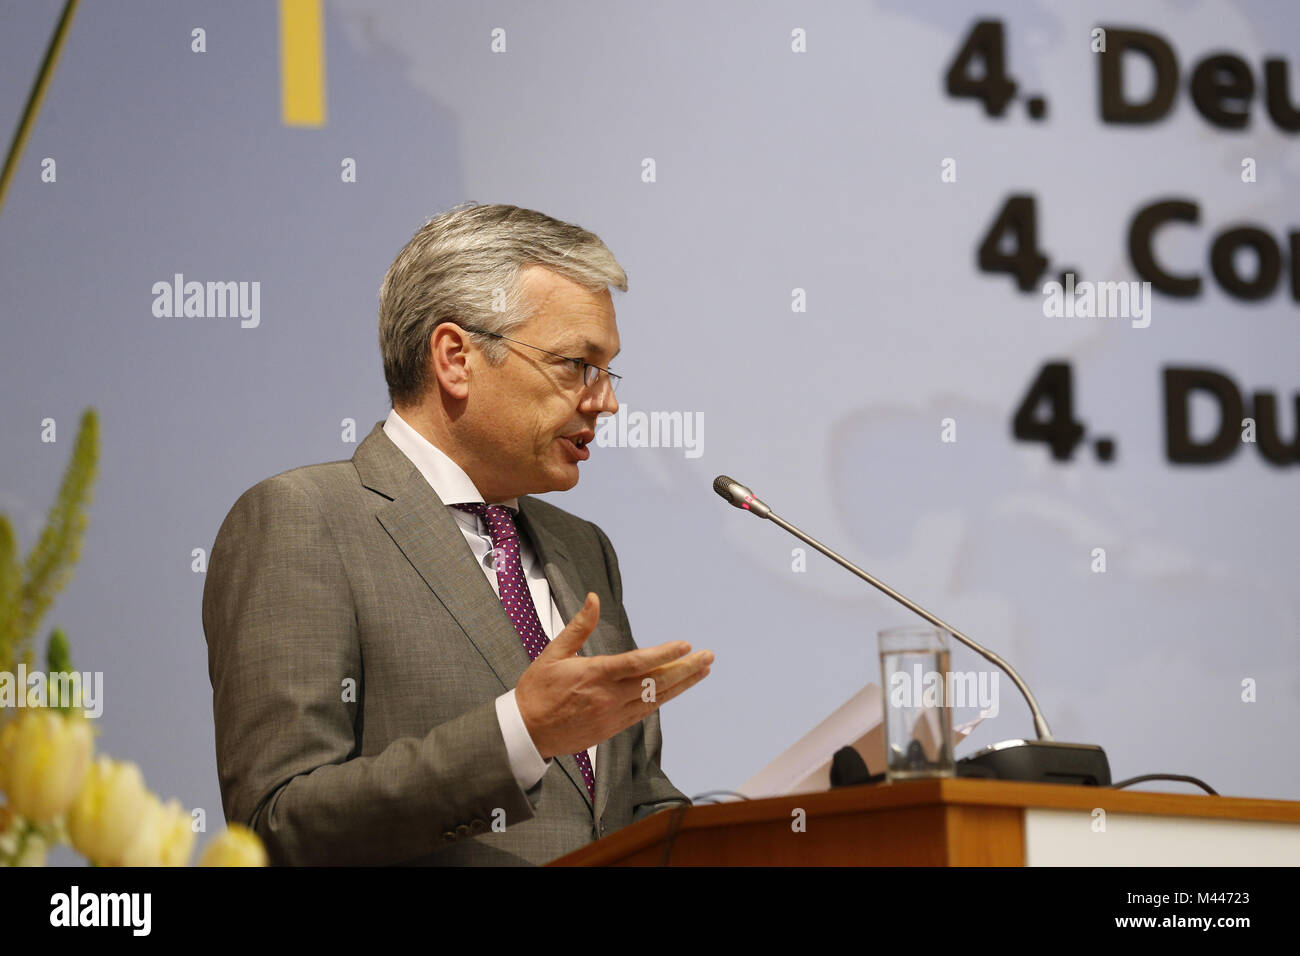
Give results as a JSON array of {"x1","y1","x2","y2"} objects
[{"x1": 378, "y1": 202, "x2": 628, "y2": 407}]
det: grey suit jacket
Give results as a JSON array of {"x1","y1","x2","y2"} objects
[{"x1": 202, "y1": 421, "x2": 689, "y2": 865}]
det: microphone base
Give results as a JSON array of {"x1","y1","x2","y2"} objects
[{"x1": 956, "y1": 739, "x2": 1111, "y2": 786}]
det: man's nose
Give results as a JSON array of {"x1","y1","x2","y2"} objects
[{"x1": 583, "y1": 376, "x2": 618, "y2": 416}]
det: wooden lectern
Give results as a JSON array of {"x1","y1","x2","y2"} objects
[{"x1": 549, "y1": 778, "x2": 1300, "y2": 866}]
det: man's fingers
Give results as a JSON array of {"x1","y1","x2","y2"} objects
[
  {"x1": 602, "y1": 650, "x2": 712, "y2": 710},
  {"x1": 640, "y1": 650, "x2": 714, "y2": 697},
  {"x1": 601, "y1": 640, "x2": 693, "y2": 679},
  {"x1": 618, "y1": 663, "x2": 711, "y2": 724},
  {"x1": 613, "y1": 653, "x2": 713, "y2": 710},
  {"x1": 542, "y1": 592, "x2": 600, "y2": 658},
  {"x1": 648, "y1": 663, "x2": 711, "y2": 708}
]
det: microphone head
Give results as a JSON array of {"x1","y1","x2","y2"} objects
[{"x1": 711, "y1": 475, "x2": 772, "y2": 518}]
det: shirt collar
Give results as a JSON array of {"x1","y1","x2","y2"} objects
[{"x1": 382, "y1": 408, "x2": 519, "y2": 512}]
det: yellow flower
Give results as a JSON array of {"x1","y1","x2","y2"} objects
[
  {"x1": 198, "y1": 824, "x2": 268, "y2": 867},
  {"x1": 66, "y1": 757, "x2": 151, "y2": 866},
  {"x1": 121, "y1": 795, "x2": 195, "y2": 866},
  {"x1": 14, "y1": 829, "x2": 48, "y2": 866},
  {"x1": 157, "y1": 799, "x2": 197, "y2": 866},
  {"x1": 0, "y1": 711, "x2": 94, "y2": 823}
]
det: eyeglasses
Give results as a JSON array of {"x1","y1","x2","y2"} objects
[{"x1": 458, "y1": 324, "x2": 622, "y2": 396}]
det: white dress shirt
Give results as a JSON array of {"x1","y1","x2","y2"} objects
[{"x1": 382, "y1": 408, "x2": 596, "y2": 793}]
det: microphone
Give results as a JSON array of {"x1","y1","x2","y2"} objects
[
  {"x1": 712, "y1": 474, "x2": 1110, "y2": 786},
  {"x1": 712, "y1": 475, "x2": 771, "y2": 518}
]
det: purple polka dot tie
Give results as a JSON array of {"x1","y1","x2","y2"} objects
[{"x1": 453, "y1": 502, "x2": 596, "y2": 802}]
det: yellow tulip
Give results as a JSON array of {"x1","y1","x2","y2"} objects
[
  {"x1": 157, "y1": 799, "x2": 197, "y2": 866},
  {"x1": 13, "y1": 829, "x2": 48, "y2": 867},
  {"x1": 121, "y1": 795, "x2": 195, "y2": 866},
  {"x1": 66, "y1": 757, "x2": 151, "y2": 866},
  {"x1": 0, "y1": 711, "x2": 94, "y2": 823},
  {"x1": 198, "y1": 823, "x2": 268, "y2": 867}
]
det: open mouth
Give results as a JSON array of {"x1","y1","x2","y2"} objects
[{"x1": 559, "y1": 430, "x2": 594, "y2": 461}]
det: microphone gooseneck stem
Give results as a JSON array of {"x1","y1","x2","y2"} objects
[{"x1": 765, "y1": 510, "x2": 1055, "y2": 742}]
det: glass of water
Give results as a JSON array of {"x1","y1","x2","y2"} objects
[{"x1": 878, "y1": 626, "x2": 955, "y2": 781}]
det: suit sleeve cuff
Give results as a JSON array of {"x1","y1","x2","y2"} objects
[{"x1": 496, "y1": 688, "x2": 551, "y2": 790}]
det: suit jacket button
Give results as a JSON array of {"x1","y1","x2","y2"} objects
[
  {"x1": 469, "y1": 819, "x2": 488, "y2": 834},
  {"x1": 455, "y1": 824, "x2": 471, "y2": 838},
  {"x1": 442, "y1": 830, "x2": 457, "y2": 842}
]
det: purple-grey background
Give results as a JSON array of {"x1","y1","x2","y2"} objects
[{"x1": 2, "y1": 0, "x2": 1297, "y2": 862}]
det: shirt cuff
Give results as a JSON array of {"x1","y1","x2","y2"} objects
[{"x1": 496, "y1": 688, "x2": 551, "y2": 790}]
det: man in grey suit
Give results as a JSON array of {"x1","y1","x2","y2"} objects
[{"x1": 202, "y1": 203, "x2": 713, "y2": 865}]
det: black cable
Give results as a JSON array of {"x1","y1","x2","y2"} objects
[
  {"x1": 648, "y1": 792, "x2": 752, "y2": 864},
  {"x1": 688, "y1": 789, "x2": 752, "y2": 804},
  {"x1": 1109, "y1": 773, "x2": 1218, "y2": 795},
  {"x1": 658, "y1": 803, "x2": 691, "y2": 866}
]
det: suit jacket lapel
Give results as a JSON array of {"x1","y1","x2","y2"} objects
[
  {"x1": 355, "y1": 422, "x2": 613, "y2": 815},
  {"x1": 354, "y1": 424, "x2": 532, "y2": 694}
]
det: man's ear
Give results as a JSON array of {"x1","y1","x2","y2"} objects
[{"x1": 430, "y1": 323, "x2": 471, "y2": 400}]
